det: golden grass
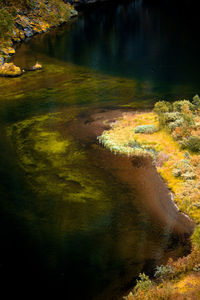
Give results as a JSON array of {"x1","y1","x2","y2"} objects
[
  {"x1": 99, "y1": 111, "x2": 200, "y2": 223},
  {"x1": 101, "y1": 110, "x2": 200, "y2": 298}
]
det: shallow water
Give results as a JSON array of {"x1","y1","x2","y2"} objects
[{"x1": 0, "y1": 0, "x2": 198, "y2": 299}]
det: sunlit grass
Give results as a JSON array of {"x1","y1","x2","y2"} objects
[{"x1": 98, "y1": 111, "x2": 200, "y2": 223}]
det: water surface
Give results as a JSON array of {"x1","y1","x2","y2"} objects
[{"x1": 0, "y1": 0, "x2": 198, "y2": 298}]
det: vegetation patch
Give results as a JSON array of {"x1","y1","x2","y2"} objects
[
  {"x1": 7, "y1": 112, "x2": 112, "y2": 214},
  {"x1": 134, "y1": 124, "x2": 157, "y2": 134},
  {"x1": 98, "y1": 96, "x2": 200, "y2": 299}
]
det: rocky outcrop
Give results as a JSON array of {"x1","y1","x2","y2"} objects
[
  {"x1": 66, "y1": 0, "x2": 109, "y2": 6},
  {"x1": 0, "y1": 0, "x2": 78, "y2": 77}
]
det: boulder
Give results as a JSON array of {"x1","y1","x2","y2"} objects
[
  {"x1": 0, "y1": 63, "x2": 22, "y2": 77},
  {"x1": 0, "y1": 47, "x2": 15, "y2": 56}
]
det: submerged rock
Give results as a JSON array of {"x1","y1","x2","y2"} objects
[{"x1": 27, "y1": 62, "x2": 42, "y2": 71}]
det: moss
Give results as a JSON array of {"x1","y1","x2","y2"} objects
[{"x1": 7, "y1": 112, "x2": 111, "y2": 211}]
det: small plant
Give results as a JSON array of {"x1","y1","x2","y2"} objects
[
  {"x1": 193, "y1": 263, "x2": 200, "y2": 272},
  {"x1": 192, "y1": 94, "x2": 200, "y2": 109},
  {"x1": 183, "y1": 136, "x2": 200, "y2": 152},
  {"x1": 172, "y1": 159, "x2": 196, "y2": 180},
  {"x1": 154, "y1": 101, "x2": 172, "y2": 114},
  {"x1": 173, "y1": 100, "x2": 194, "y2": 112},
  {"x1": 191, "y1": 225, "x2": 200, "y2": 250},
  {"x1": 134, "y1": 273, "x2": 152, "y2": 292},
  {"x1": 164, "y1": 112, "x2": 182, "y2": 123},
  {"x1": 154, "y1": 265, "x2": 174, "y2": 281},
  {"x1": 134, "y1": 125, "x2": 157, "y2": 134},
  {"x1": 168, "y1": 119, "x2": 184, "y2": 131}
]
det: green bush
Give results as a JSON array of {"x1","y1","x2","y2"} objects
[
  {"x1": 183, "y1": 136, "x2": 200, "y2": 152},
  {"x1": 134, "y1": 273, "x2": 152, "y2": 292},
  {"x1": 168, "y1": 119, "x2": 184, "y2": 131},
  {"x1": 172, "y1": 159, "x2": 196, "y2": 180},
  {"x1": 154, "y1": 101, "x2": 172, "y2": 115},
  {"x1": 191, "y1": 225, "x2": 200, "y2": 250},
  {"x1": 164, "y1": 112, "x2": 182, "y2": 123},
  {"x1": 154, "y1": 265, "x2": 174, "y2": 281},
  {"x1": 0, "y1": 8, "x2": 14, "y2": 40},
  {"x1": 173, "y1": 100, "x2": 194, "y2": 112},
  {"x1": 192, "y1": 94, "x2": 200, "y2": 109},
  {"x1": 134, "y1": 125, "x2": 157, "y2": 134}
]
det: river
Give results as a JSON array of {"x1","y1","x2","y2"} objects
[{"x1": 0, "y1": 0, "x2": 199, "y2": 299}]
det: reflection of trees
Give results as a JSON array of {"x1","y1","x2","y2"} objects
[{"x1": 34, "y1": 0, "x2": 200, "y2": 89}]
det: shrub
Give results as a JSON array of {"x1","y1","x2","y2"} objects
[
  {"x1": 172, "y1": 159, "x2": 196, "y2": 180},
  {"x1": 192, "y1": 94, "x2": 200, "y2": 109},
  {"x1": 154, "y1": 265, "x2": 174, "y2": 281},
  {"x1": 154, "y1": 101, "x2": 172, "y2": 115},
  {"x1": 164, "y1": 112, "x2": 182, "y2": 123},
  {"x1": 134, "y1": 273, "x2": 152, "y2": 292},
  {"x1": 173, "y1": 100, "x2": 194, "y2": 112},
  {"x1": 181, "y1": 103, "x2": 195, "y2": 126},
  {"x1": 134, "y1": 125, "x2": 157, "y2": 134},
  {"x1": 183, "y1": 136, "x2": 200, "y2": 152},
  {"x1": 168, "y1": 119, "x2": 184, "y2": 131},
  {"x1": 172, "y1": 126, "x2": 184, "y2": 140},
  {"x1": 191, "y1": 225, "x2": 200, "y2": 250}
]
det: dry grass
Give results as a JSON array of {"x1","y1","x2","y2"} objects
[
  {"x1": 99, "y1": 111, "x2": 200, "y2": 222},
  {"x1": 99, "y1": 110, "x2": 200, "y2": 299}
]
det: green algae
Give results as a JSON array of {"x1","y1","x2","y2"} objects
[
  {"x1": 6, "y1": 112, "x2": 109, "y2": 212},
  {"x1": 0, "y1": 57, "x2": 143, "y2": 108}
]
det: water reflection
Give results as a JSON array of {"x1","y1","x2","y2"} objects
[{"x1": 11, "y1": 0, "x2": 199, "y2": 98}]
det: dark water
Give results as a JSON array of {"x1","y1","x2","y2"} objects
[{"x1": 0, "y1": 0, "x2": 198, "y2": 299}]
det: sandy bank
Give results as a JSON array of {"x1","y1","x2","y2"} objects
[{"x1": 67, "y1": 107, "x2": 195, "y2": 237}]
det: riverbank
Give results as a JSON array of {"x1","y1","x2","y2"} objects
[
  {"x1": 0, "y1": 0, "x2": 77, "y2": 76},
  {"x1": 97, "y1": 99, "x2": 200, "y2": 299},
  {"x1": 63, "y1": 108, "x2": 192, "y2": 233}
]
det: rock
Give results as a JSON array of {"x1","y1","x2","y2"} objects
[
  {"x1": 15, "y1": 16, "x2": 34, "y2": 38},
  {"x1": 0, "y1": 63, "x2": 22, "y2": 77},
  {"x1": 24, "y1": 26, "x2": 34, "y2": 38},
  {"x1": 0, "y1": 47, "x2": 15, "y2": 56},
  {"x1": 70, "y1": 9, "x2": 78, "y2": 17},
  {"x1": 0, "y1": 57, "x2": 5, "y2": 66},
  {"x1": 27, "y1": 62, "x2": 42, "y2": 71}
]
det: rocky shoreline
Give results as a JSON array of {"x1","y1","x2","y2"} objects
[{"x1": 0, "y1": 1, "x2": 78, "y2": 77}]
